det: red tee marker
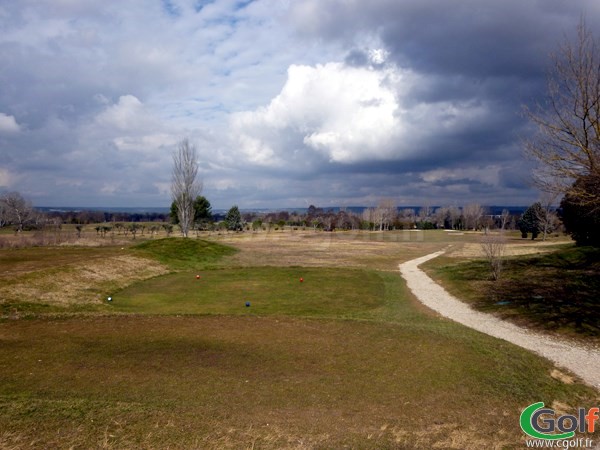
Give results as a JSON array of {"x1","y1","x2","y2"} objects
[
  {"x1": 300, "y1": 277, "x2": 304, "y2": 283},
  {"x1": 196, "y1": 275, "x2": 200, "y2": 279}
]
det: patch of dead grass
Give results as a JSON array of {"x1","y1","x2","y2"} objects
[
  {"x1": 209, "y1": 230, "x2": 446, "y2": 271},
  {"x1": 447, "y1": 240, "x2": 568, "y2": 258},
  {"x1": 1, "y1": 255, "x2": 168, "y2": 306},
  {"x1": 550, "y1": 369, "x2": 575, "y2": 385}
]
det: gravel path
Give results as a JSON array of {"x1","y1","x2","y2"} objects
[{"x1": 399, "y1": 251, "x2": 600, "y2": 390}]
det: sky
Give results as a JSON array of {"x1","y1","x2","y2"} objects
[{"x1": 1, "y1": 0, "x2": 600, "y2": 209}]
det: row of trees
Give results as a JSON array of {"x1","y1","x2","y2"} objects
[
  {"x1": 167, "y1": 139, "x2": 515, "y2": 236},
  {"x1": 174, "y1": 202, "x2": 520, "y2": 233},
  {"x1": 1, "y1": 190, "x2": 173, "y2": 233},
  {"x1": 0, "y1": 185, "x2": 527, "y2": 236},
  {"x1": 360, "y1": 202, "x2": 498, "y2": 231},
  {"x1": 48, "y1": 210, "x2": 169, "y2": 225}
]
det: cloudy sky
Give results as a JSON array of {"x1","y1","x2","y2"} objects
[{"x1": 1, "y1": 0, "x2": 599, "y2": 209}]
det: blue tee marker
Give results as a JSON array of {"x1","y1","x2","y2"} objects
[{"x1": 245, "y1": 301, "x2": 251, "y2": 307}]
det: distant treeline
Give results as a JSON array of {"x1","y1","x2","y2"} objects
[
  {"x1": 41, "y1": 205, "x2": 529, "y2": 230},
  {"x1": 45, "y1": 209, "x2": 170, "y2": 224}
]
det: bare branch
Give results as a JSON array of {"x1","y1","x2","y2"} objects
[
  {"x1": 462, "y1": 203, "x2": 484, "y2": 230},
  {"x1": 0, "y1": 191, "x2": 35, "y2": 232},
  {"x1": 481, "y1": 233, "x2": 507, "y2": 281},
  {"x1": 524, "y1": 20, "x2": 600, "y2": 207},
  {"x1": 171, "y1": 138, "x2": 202, "y2": 238}
]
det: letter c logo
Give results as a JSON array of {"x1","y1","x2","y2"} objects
[{"x1": 520, "y1": 402, "x2": 575, "y2": 440}]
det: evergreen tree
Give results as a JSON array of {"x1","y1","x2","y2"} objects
[
  {"x1": 225, "y1": 205, "x2": 243, "y2": 231},
  {"x1": 193, "y1": 196, "x2": 212, "y2": 222},
  {"x1": 171, "y1": 196, "x2": 212, "y2": 225},
  {"x1": 517, "y1": 203, "x2": 543, "y2": 239},
  {"x1": 170, "y1": 201, "x2": 178, "y2": 224}
]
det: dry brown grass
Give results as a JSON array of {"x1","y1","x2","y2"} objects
[
  {"x1": 446, "y1": 234, "x2": 571, "y2": 258},
  {"x1": 208, "y1": 230, "x2": 447, "y2": 271},
  {"x1": 0, "y1": 254, "x2": 168, "y2": 307},
  {"x1": 0, "y1": 230, "x2": 130, "y2": 249},
  {"x1": 550, "y1": 369, "x2": 575, "y2": 385}
]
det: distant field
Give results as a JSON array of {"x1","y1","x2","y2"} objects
[
  {"x1": 0, "y1": 232, "x2": 597, "y2": 449},
  {"x1": 210, "y1": 229, "x2": 473, "y2": 270}
]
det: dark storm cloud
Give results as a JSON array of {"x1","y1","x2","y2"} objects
[
  {"x1": 292, "y1": 0, "x2": 589, "y2": 78},
  {"x1": 2, "y1": 0, "x2": 600, "y2": 208},
  {"x1": 272, "y1": 0, "x2": 600, "y2": 206}
]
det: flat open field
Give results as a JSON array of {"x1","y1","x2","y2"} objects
[{"x1": 0, "y1": 230, "x2": 597, "y2": 449}]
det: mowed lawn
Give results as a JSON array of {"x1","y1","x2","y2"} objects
[
  {"x1": 0, "y1": 237, "x2": 598, "y2": 449},
  {"x1": 112, "y1": 267, "x2": 386, "y2": 319}
]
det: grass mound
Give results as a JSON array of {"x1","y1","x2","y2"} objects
[
  {"x1": 112, "y1": 267, "x2": 387, "y2": 319},
  {"x1": 133, "y1": 238, "x2": 237, "y2": 270},
  {"x1": 424, "y1": 245, "x2": 600, "y2": 340}
]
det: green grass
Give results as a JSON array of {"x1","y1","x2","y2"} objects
[
  {"x1": 112, "y1": 267, "x2": 390, "y2": 319},
  {"x1": 133, "y1": 237, "x2": 237, "y2": 270},
  {"x1": 423, "y1": 245, "x2": 600, "y2": 340}
]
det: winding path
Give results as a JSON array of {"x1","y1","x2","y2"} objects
[{"x1": 399, "y1": 251, "x2": 600, "y2": 390}]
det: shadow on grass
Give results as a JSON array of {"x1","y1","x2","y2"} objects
[{"x1": 430, "y1": 246, "x2": 600, "y2": 339}]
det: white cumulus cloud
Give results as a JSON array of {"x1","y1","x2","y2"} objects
[
  {"x1": 0, "y1": 113, "x2": 21, "y2": 133},
  {"x1": 229, "y1": 60, "x2": 498, "y2": 169},
  {"x1": 231, "y1": 61, "x2": 404, "y2": 165},
  {"x1": 94, "y1": 95, "x2": 147, "y2": 131},
  {"x1": 85, "y1": 94, "x2": 179, "y2": 156}
]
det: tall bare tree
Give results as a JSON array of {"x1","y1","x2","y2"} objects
[
  {"x1": 447, "y1": 206, "x2": 461, "y2": 230},
  {"x1": 361, "y1": 207, "x2": 376, "y2": 230},
  {"x1": 524, "y1": 21, "x2": 600, "y2": 208},
  {"x1": 499, "y1": 209, "x2": 511, "y2": 230},
  {"x1": 418, "y1": 202, "x2": 432, "y2": 222},
  {"x1": 376, "y1": 198, "x2": 396, "y2": 231},
  {"x1": 171, "y1": 139, "x2": 202, "y2": 238},
  {"x1": 462, "y1": 203, "x2": 484, "y2": 230},
  {"x1": 535, "y1": 192, "x2": 559, "y2": 241},
  {"x1": 400, "y1": 208, "x2": 416, "y2": 227}
]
